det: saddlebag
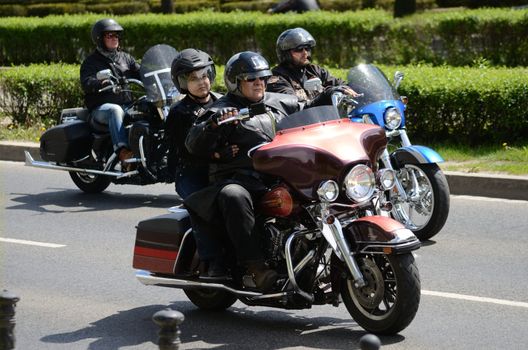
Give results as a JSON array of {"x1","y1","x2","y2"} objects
[
  {"x1": 40, "y1": 120, "x2": 91, "y2": 162},
  {"x1": 133, "y1": 211, "x2": 191, "y2": 274}
]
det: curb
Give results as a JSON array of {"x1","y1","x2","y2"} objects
[{"x1": 1, "y1": 140, "x2": 527, "y2": 201}]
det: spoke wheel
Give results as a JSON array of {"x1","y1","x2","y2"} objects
[
  {"x1": 390, "y1": 163, "x2": 450, "y2": 240},
  {"x1": 341, "y1": 253, "x2": 420, "y2": 335},
  {"x1": 69, "y1": 171, "x2": 111, "y2": 193}
]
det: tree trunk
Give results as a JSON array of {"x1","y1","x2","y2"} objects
[
  {"x1": 394, "y1": 0, "x2": 416, "y2": 17},
  {"x1": 161, "y1": 0, "x2": 174, "y2": 14}
]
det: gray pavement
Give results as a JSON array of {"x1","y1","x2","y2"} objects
[{"x1": 2, "y1": 140, "x2": 527, "y2": 201}]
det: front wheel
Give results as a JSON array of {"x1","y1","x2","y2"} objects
[
  {"x1": 69, "y1": 171, "x2": 112, "y2": 193},
  {"x1": 390, "y1": 163, "x2": 450, "y2": 241},
  {"x1": 184, "y1": 289, "x2": 237, "y2": 311},
  {"x1": 341, "y1": 253, "x2": 420, "y2": 335}
]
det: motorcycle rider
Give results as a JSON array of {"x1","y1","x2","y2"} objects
[
  {"x1": 267, "y1": 27, "x2": 358, "y2": 103},
  {"x1": 184, "y1": 51, "x2": 310, "y2": 291},
  {"x1": 80, "y1": 18, "x2": 140, "y2": 170},
  {"x1": 268, "y1": 0, "x2": 320, "y2": 13},
  {"x1": 165, "y1": 48, "x2": 224, "y2": 199}
]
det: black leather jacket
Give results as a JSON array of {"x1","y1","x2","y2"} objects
[
  {"x1": 165, "y1": 92, "x2": 222, "y2": 174},
  {"x1": 80, "y1": 49, "x2": 140, "y2": 110},
  {"x1": 267, "y1": 62, "x2": 344, "y2": 103},
  {"x1": 185, "y1": 92, "x2": 300, "y2": 182}
]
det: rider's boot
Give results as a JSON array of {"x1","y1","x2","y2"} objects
[
  {"x1": 243, "y1": 260, "x2": 278, "y2": 293},
  {"x1": 200, "y1": 257, "x2": 229, "y2": 281},
  {"x1": 119, "y1": 148, "x2": 135, "y2": 172}
]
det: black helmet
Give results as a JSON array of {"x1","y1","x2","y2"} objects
[
  {"x1": 276, "y1": 27, "x2": 316, "y2": 64},
  {"x1": 91, "y1": 18, "x2": 123, "y2": 50},
  {"x1": 170, "y1": 49, "x2": 216, "y2": 94},
  {"x1": 224, "y1": 51, "x2": 272, "y2": 96}
]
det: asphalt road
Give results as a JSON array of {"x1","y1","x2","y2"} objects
[{"x1": 1, "y1": 161, "x2": 528, "y2": 350}]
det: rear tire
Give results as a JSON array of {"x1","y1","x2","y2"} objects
[
  {"x1": 69, "y1": 171, "x2": 111, "y2": 193},
  {"x1": 341, "y1": 253, "x2": 420, "y2": 335},
  {"x1": 184, "y1": 289, "x2": 237, "y2": 311}
]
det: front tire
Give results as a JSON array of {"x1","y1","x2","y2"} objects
[
  {"x1": 341, "y1": 253, "x2": 420, "y2": 335},
  {"x1": 184, "y1": 289, "x2": 237, "y2": 311},
  {"x1": 391, "y1": 163, "x2": 450, "y2": 241},
  {"x1": 69, "y1": 171, "x2": 111, "y2": 193}
]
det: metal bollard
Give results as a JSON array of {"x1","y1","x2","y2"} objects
[
  {"x1": 359, "y1": 333, "x2": 381, "y2": 350},
  {"x1": 152, "y1": 308, "x2": 184, "y2": 350},
  {"x1": 0, "y1": 290, "x2": 20, "y2": 350}
]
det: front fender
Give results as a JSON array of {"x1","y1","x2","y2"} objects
[
  {"x1": 390, "y1": 145, "x2": 444, "y2": 169},
  {"x1": 343, "y1": 216, "x2": 420, "y2": 254}
]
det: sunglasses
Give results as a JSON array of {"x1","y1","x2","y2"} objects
[
  {"x1": 292, "y1": 46, "x2": 311, "y2": 53},
  {"x1": 243, "y1": 76, "x2": 269, "y2": 83},
  {"x1": 104, "y1": 32, "x2": 120, "y2": 39}
]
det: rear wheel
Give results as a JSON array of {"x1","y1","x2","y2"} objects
[
  {"x1": 341, "y1": 253, "x2": 420, "y2": 335},
  {"x1": 184, "y1": 289, "x2": 237, "y2": 311},
  {"x1": 390, "y1": 163, "x2": 450, "y2": 241},
  {"x1": 69, "y1": 171, "x2": 111, "y2": 193}
]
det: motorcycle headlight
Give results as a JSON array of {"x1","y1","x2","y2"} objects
[
  {"x1": 343, "y1": 164, "x2": 375, "y2": 202},
  {"x1": 384, "y1": 107, "x2": 402, "y2": 130},
  {"x1": 317, "y1": 180, "x2": 339, "y2": 202},
  {"x1": 377, "y1": 168, "x2": 396, "y2": 191}
]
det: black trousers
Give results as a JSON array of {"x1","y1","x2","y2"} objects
[{"x1": 189, "y1": 183, "x2": 264, "y2": 264}]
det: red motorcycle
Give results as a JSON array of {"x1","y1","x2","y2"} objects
[{"x1": 132, "y1": 104, "x2": 421, "y2": 335}]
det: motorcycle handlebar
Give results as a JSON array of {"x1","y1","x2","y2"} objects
[
  {"x1": 217, "y1": 107, "x2": 250, "y2": 125},
  {"x1": 97, "y1": 78, "x2": 144, "y2": 93}
]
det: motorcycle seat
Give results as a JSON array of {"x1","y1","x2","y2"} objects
[{"x1": 88, "y1": 115, "x2": 111, "y2": 135}]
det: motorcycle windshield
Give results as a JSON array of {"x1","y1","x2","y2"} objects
[
  {"x1": 140, "y1": 44, "x2": 179, "y2": 106},
  {"x1": 347, "y1": 64, "x2": 399, "y2": 107},
  {"x1": 276, "y1": 105, "x2": 342, "y2": 131}
]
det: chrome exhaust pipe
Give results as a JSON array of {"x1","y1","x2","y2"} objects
[
  {"x1": 136, "y1": 269, "x2": 264, "y2": 297},
  {"x1": 136, "y1": 270, "x2": 292, "y2": 301},
  {"x1": 24, "y1": 151, "x2": 136, "y2": 178}
]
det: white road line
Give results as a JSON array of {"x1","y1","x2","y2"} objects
[
  {"x1": 423, "y1": 289, "x2": 528, "y2": 308},
  {"x1": 0, "y1": 237, "x2": 65, "y2": 248}
]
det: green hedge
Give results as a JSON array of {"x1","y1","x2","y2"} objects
[
  {"x1": 1, "y1": 9, "x2": 527, "y2": 67},
  {"x1": 1, "y1": 64, "x2": 527, "y2": 145},
  {"x1": 0, "y1": 64, "x2": 82, "y2": 127},
  {"x1": 0, "y1": 0, "x2": 438, "y2": 17}
]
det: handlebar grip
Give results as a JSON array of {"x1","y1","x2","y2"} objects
[{"x1": 217, "y1": 108, "x2": 250, "y2": 125}]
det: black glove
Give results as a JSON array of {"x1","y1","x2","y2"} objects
[
  {"x1": 210, "y1": 107, "x2": 238, "y2": 126},
  {"x1": 310, "y1": 85, "x2": 349, "y2": 107},
  {"x1": 212, "y1": 144, "x2": 239, "y2": 161}
]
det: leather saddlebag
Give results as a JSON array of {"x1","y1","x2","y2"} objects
[{"x1": 39, "y1": 120, "x2": 91, "y2": 162}]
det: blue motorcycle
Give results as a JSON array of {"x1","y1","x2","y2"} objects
[{"x1": 345, "y1": 64, "x2": 450, "y2": 241}]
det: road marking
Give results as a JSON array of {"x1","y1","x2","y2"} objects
[
  {"x1": 0, "y1": 237, "x2": 65, "y2": 248},
  {"x1": 452, "y1": 195, "x2": 528, "y2": 204},
  {"x1": 423, "y1": 289, "x2": 528, "y2": 308}
]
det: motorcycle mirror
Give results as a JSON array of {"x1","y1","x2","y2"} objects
[
  {"x1": 96, "y1": 69, "x2": 113, "y2": 81},
  {"x1": 303, "y1": 77, "x2": 323, "y2": 93},
  {"x1": 393, "y1": 71, "x2": 404, "y2": 90}
]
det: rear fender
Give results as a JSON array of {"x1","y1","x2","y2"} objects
[
  {"x1": 343, "y1": 216, "x2": 420, "y2": 254},
  {"x1": 390, "y1": 145, "x2": 444, "y2": 169}
]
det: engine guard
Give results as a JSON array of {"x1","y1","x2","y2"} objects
[
  {"x1": 390, "y1": 145, "x2": 444, "y2": 169},
  {"x1": 343, "y1": 216, "x2": 421, "y2": 255}
]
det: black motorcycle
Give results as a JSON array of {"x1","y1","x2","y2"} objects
[{"x1": 25, "y1": 44, "x2": 179, "y2": 193}]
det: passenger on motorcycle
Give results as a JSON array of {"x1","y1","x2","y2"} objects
[
  {"x1": 184, "y1": 51, "x2": 306, "y2": 292},
  {"x1": 80, "y1": 18, "x2": 140, "y2": 170},
  {"x1": 165, "y1": 49, "x2": 223, "y2": 199},
  {"x1": 267, "y1": 27, "x2": 358, "y2": 103}
]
